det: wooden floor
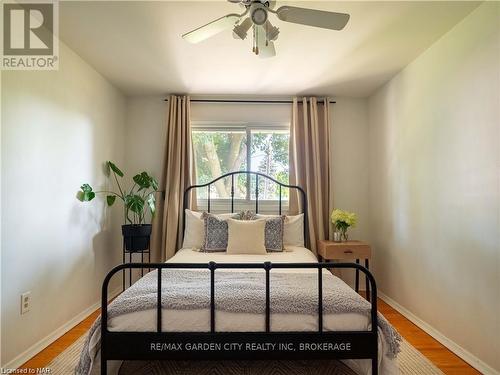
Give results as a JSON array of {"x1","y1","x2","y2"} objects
[
  {"x1": 377, "y1": 297, "x2": 481, "y2": 374},
  {"x1": 20, "y1": 296, "x2": 480, "y2": 374}
]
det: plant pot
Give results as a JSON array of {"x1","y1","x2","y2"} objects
[{"x1": 122, "y1": 224, "x2": 152, "y2": 252}]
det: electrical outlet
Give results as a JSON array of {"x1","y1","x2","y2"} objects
[{"x1": 21, "y1": 291, "x2": 31, "y2": 315}]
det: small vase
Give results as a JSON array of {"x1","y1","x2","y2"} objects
[
  {"x1": 333, "y1": 232, "x2": 342, "y2": 242},
  {"x1": 341, "y1": 231, "x2": 349, "y2": 242}
]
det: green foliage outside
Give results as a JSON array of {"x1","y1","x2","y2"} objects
[{"x1": 192, "y1": 130, "x2": 289, "y2": 200}]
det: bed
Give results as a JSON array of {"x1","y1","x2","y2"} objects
[{"x1": 77, "y1": 171, "x2": 401, "y2": 375}]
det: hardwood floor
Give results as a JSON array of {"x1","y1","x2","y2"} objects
[
  {"x1": 19, "y1": 297, "x2": 481, "y2": 374},
  {"x1": 377, "y1": 298, "x2": 481, "y2": 374},
  {"x1": 19, "y1": 309, "x2": 100, "y2": 371}
]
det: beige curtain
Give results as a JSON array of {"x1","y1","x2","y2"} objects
[
  {"x1": 289, "y1": 97, "x2": 331, "y2": 254},
  {"x1": 151, "y1": 95, "x2": 193, "y2": 261}
]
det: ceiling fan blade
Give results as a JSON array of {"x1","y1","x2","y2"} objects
[
  {"x1": 256, "y1": 26, "x2": 276, "y2": 58},
  {"x1": 182, "y1": 13, "x2": 242, "y2": 44},
  {"x1": 275, "y1": 6, "x2": 349, "y2": 30}
]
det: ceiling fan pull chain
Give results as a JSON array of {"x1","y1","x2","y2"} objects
[
  {"x1": 252, "y1": 25, "x2": 256, "y2": 53},
  {"x1": 255, "y1": 25, "x2": 259, "y2": 55},
  {"x1": 265, "y1": 22, "x2": 269, "y2": 46}
]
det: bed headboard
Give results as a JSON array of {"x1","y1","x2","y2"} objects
[{"x1": 183, "y1": 171, "x2": 308, "y2": 247}]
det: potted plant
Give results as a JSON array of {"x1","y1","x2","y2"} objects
[
  {"x1": 77, "y1": 161, "x2": 159, "y2": 252},
  {"x1": 331, "y1": 209, "x2": 357, "y2": 242}
]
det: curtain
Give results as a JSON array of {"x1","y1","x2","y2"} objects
[
  {"x1": 151, "y1": 95, "x2": 194, "y2": 261},
  {"x1": 289, "y1": 97, "x2": 331, "y2": 254}
]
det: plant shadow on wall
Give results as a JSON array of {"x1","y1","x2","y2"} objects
[{"x1": 77, "y1": 161, "x2": 160, "y2": 252}]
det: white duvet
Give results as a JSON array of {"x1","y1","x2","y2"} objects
[{"x1": 90, "y1": 247, "x2": 399, "y2": 375}]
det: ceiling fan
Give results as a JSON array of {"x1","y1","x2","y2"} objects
[{"x1": 182, "y1": 0, "x2": 350, "y2": 58}]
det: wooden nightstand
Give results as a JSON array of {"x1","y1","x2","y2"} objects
[{"x1": 317, "y1": 240, "x2": 372, "y2": 301}]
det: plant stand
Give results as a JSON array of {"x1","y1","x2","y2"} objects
[{"x1": 122, "y1": 239, "x2": 151, "y2": 290}]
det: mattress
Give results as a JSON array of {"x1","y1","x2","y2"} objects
[{"x1": 90, "y1": 247, "x2": 399, "y2": 375}]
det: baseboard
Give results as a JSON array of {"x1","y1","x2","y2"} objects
[
  {"x1": 379, "y1": 291, "x2": 499, "y2": 375},
  {"x1": 2, "y1": 287, "x2": 121, "y2": 370}
]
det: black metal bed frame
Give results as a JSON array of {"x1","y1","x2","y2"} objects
[{"x1": 100, "y1": 172, "x2": 379, "y2": 375}]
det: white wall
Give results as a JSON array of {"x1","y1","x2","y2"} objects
[
  {"x1": 125, "y1": 97, "x2": 370, "y2": 285},
  {"x1": 124, "y1": 96, "x2": 167, "y2": 180},
  {"x1": 1, "y1": 42, "x2": 126, "y2": 367},
  {"x1": 331, "y1": 98, "x2": 370, "y2": 242},
  {"x1": 368, "y1": 3, "x2": 500, "y2": 373},
  {"x1": 331, "y1": 98, "x2": 370, "y2": 287}
]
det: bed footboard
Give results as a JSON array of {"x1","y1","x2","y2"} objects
[{"x1": 101, "y1": 262, "x2": 378, "y2": 375}]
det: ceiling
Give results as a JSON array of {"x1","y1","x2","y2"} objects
[{"x1": 59, "y1": 1, "x2": 480, "y2": 97}]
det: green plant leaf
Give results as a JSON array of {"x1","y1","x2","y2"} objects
[
  {"x1": 147, "y1": 194, "x2": 156, "y2": 217},
  {"x1": 151, "y1": 177, "x2": 159, "y2": 191},
  {"x1": 106, "y1": 195, "x2": 116, "y2": 206},
  {"x1": 133, "y1": 172, "x2": 152, "y2": 190},
  {"x1": 107, "y1": 161, "x2": 124, "y2": 177},
  {"x1": 81, "y1": 183, "x2": 92, "y2": 193},
  {"x1": 77, "y1": 184, "x2": 95, "y2": 201},
  {"x1": 125, "y1": 194, "x2": 145, "y2": 214}
]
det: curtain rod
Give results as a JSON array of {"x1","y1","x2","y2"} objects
[{"x1": 163, "y1": 99, "x2": 336, "y2": 104}]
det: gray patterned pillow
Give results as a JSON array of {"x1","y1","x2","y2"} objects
[
  {"x1": 264, "y1": 216, "x2": 285, "y2": 252},
  {"x1": 201, "y1": 212, "x2": 228, "y2": 252},
  {"x1": 234, "y1": 210, "x2": 257, "y2": 220}
]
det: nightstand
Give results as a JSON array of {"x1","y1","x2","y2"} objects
[{"x1": 317, "y1": 240, "x2": 372, "y2": 301}]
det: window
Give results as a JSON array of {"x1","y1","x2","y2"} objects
[{"x1": 192, "y1": 123, "x2": 290, "y2": 204}]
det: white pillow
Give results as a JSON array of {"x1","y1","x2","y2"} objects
[
  {"x1": 256, "y1": 213, "x2": 304, "y2": 247},
  {"x1": 182, "y1": 209, "x2": 204, "y2": 249},
  {"x1": 226, "y1": 218, "x2": 267, "y2": 255},
  {"x1": 283, "y1": 214, "x2": 305, "y2": 247},
  {"x1": 182, "y1": 210, "x2": 236, "y2": 249}
]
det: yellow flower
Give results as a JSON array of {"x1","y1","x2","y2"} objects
[{"x1": 331, "y1": 209, "x2": 357, "y2": 228}]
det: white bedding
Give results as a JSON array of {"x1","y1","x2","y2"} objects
[{"x1": 91, "y1": 247, "x2": 399, "y2": 375}]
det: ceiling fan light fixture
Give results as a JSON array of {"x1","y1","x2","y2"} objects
[
  {"x1": 250, "y1": 3, "x2": 268, "y2": 26},
  {"x1": 265, "y1": 21, "x2": 279, "y2": 41},
  {"x1": 233, "y1": 17, "x2": 252, "y2": 39}
]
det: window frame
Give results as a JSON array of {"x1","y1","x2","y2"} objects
[{"x1": 191, "y1": 121, "x2": 290, "y2": 211}]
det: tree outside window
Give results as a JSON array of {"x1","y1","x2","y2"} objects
[{"x1": 192, "y1": 124, "x2": 289, "y2": 202}]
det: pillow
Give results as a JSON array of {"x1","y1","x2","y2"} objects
[
  {"x1": 283, "y1": 214, "x2": 305, "y2": 247},
  {"x1": 201, "y1": 212, "x2": 229, "y2": 252},
  {"x1": 182, "y1": 209, "x2": 235, "y2": 249},
  {"x1": 263, "y1": 216, "x2": 285, "y2": 252},
  {"x1": 226, "y1": 218, "x2": 267, "y2": 255},
  {"x1": 182, "y1": 209, "x2": 204, "y2": 249},
  {"x1": 233, "y1": 210, "x2": 257, "y2": 221},
  {"x1": 233, "y1": 210, "x2": 284, "y2": 252},
  {"x1": 256, "y1": 213, "x2": 305, "y2": 247}
]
